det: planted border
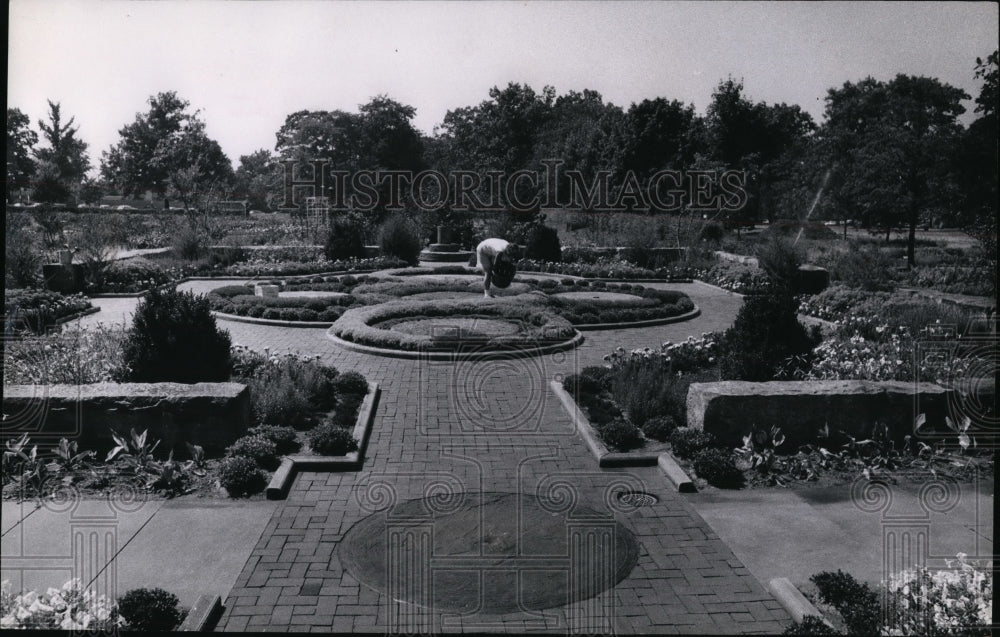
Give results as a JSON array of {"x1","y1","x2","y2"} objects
[
  {"x1": 549, "y1": 379, "x2": 695, "y2": 492},
  {"x1": 265, "y1": 383, "x2": 381, "y2": 499}
]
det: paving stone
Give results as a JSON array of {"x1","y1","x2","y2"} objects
[{"x1": 203, "y1": 283, "x2": 794, "y2": 633}]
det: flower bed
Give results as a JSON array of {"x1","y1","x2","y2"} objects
[
  {"x1": 3, "y1": 324, "x2": 127, "y2": 384},
  {"x1": 1, "y1": 578, "x2": 124, "y2": 630},
  {"x1": 207, "y1": 271, "x2": 696, "y2": 327},
  {"x1": 4, "y1": 289, "x2": 94, "y2": 333},
  {"x1": 515, "y1": 257, "x2": 699, "y2": 280},
  {"x1": 568, "y1": 338, "x2": 992, "y2": 490},
  {"x1": 330, "y1": 297, "x2": 577, "y2": 352},
  {"x1": 3, "y1": 347, "x2": 369, "y2": 502},
  {"x1": 790, "y1": 557, "x2": 993, "y2": 636}
]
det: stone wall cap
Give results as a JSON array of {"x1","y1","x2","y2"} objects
[
  {"x1": 688, "y1": 380, "x2": 949, "y2": 395},
  {"x1": 3, "y1": 382, "x2": 248, "y2": 399}
]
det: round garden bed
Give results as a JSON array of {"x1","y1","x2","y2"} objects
[
  {"x1": 205, "y1": 267, "x2": 697, "y2": 330},
  {"x1": 327, "y1": 296, "x2": 583, "y2": 359}
]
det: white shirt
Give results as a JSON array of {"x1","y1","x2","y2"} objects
[{"x1": 476, "y1": 238, "x2": 510, "y2": 259}]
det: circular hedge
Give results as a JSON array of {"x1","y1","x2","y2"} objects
[
  {"x1": 207, "y1": 269, "x2": 696, "y2": 328},
  {"x1": 329, "y1": 296, "x2": 578, "y2": 353}
]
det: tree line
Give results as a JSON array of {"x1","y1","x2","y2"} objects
[{"x1": 6, "y1": 51, "x2": 997, "y2": 265}]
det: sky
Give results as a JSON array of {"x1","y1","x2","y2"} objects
[{"x1": 8, "y1": 1, "x2": 998, "y2": 173}]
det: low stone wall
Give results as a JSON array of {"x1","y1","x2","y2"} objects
[
  {"x1": 2, "y1": 383, "x2": 250, "y2": 456},
  {"x1": 686, "y1": 380, "x2": 953, "y2": 447}
]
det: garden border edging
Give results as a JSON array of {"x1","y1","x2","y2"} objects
[
  {"x1": 265, "y1": 383, "x2": 380, "y2": 499},
  {"x1": 767, "y1": 577, "x2": 834, "y2": 628},
  {"x1": 177, "y1": 594, "x2": 223, "y2": 631},
  {"x1": 549, "y1": 379, "x2": 696, "y2": 492},
  {"x1": 327, "y1": 329, "x2": 585, "y2": 361},
  {"x1": 575, "y1": 305, "x2": 700, "y2": 331}
]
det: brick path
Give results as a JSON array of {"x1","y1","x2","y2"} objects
[{"x1": 92, "y1": 278, "x2": 791, "y2": 632}]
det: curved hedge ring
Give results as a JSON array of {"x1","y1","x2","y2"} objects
[{"x1": 327, "y1": 295, "x2": 583, "y2": 359}]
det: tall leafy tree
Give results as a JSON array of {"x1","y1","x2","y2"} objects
[
  {"x1": 704, "y1": 79, "x2": 815, "y2": 225},
  {"x1": 233, "y1": 149, "x2": 278, "y2": 211},
  {"x1": 101, "y1": 92, "x2": 233, "y2": 204},
  {"x1": 622, "y1": 97, "x2": 699, "y2": 179},
  {"x1": 6, "y1": 108, "x2": 38, "y2": 200},
  {"x1": 35, "y1": 101, "x2": 91, "y2": 185},
  {"x1": 820, "y1": 75, "x2": 969, "y2": 266}
]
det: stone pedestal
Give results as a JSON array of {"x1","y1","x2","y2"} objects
[
  {"x1": 796, "y1": 264, "x2": 830, "y2": 294},
  {"x1": 255, "y1": 284, "x2": 280, "y2": 299},
  {"x1": 42, "y1": 263, "x2": 86, "y2": 294}
]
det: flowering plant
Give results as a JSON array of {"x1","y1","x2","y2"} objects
[
  {"x1": 883, "y1": 553, "x2": 992, "y2": 635},
  {"x1": 0, "y1": 579, "x2": 123, "y2": 630},
  {"x1": 603, "y1": 333, "x2": 722, "y2": 374}
]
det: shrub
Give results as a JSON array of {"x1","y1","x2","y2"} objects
[
  {"x1": 693, "y1": 448, "x2": 743, "y2": 488},
  {"x1": 669, "y1": 427, "x2": 717, "y2": 459},
  {"x1": 828, "y1": 244, "x2": 896, "y2": 292},
  {"x1": 173, "y1": 225, "x2": 204, "y2": 261},
  {"x1": 782, "y1": 616, "x2": 838, "y2": 635},
  {"x1": 117, "y1": 587, "x2": 182, "y2": 632},
  {"x1": 597, "y1": 419, "x2": 644, "y2": 451},
  {"x1": 524, "y1": 224, "x2": 561, "y2": 262},
  {"x1": 249, "y1": 357, "x2": 337, "y2": 428},
  {"x1": 308, "y1": 422, "x2": 359, "y2": 456},
  {"x1": 332, "y1": 370, "x2": 369, "y2": 396},
  {"x1": 246, "y1": 425, "x2": 300, "y2": 455},
  {"x1": 118, "y1": 288, "x2": 232, "y2": 383},
  {"x1": 699, "y1": 222, "x2": 725, "y2": 244},
  {"x1": 755, "y1": 235, "x2": 804, "y2": 293},
  {"x1": 330, "y1": 393, "x2": 363, "y2": 427},
  {"x1": 226, "y1": 435, "x2": 280, "y2": 470},
  {"x1": 325, "y1": 218, "x2": 367, "y2": 261},
  {"x1": 642, "y1": 416, "x2": 677, "y2": 442},
  {"x1": 720, "y1": 294, "x2": 819, "y2": 382},
  {"x1": 218, "y1": 456, "x2": 267, "y2": 497},
  {"x1": 810, "y1": 570, "x2": 881, "y2": 636},
  {"x1": 610, "y1": 356, "x2": 677, "y2": 428},
  {"x1": 563, "y1": 366, "x2": 612, "y2": 397},
  {"x1": 379, "y1": 214, "x2": 423, "y2": 265},
  {"x1": 4, "y1": 213, "x2": 43, "y2": 288}
]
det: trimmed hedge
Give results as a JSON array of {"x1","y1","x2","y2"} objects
[
  {"x1": 330, "y1": 296, "x2": 577, "y2": 352},
  {"x1": 206, "y1": 272, "x2": 696, "y2": 328}
]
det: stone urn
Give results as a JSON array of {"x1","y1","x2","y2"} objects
[
  {"x1": 58, "y1": 249, "x2": 73, "y2": 266},
  {"x1": 436, "y1": 225, "x2": 452, "y2": 245}
]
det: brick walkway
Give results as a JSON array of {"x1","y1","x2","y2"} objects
[{"x1": 95, "y1": 278, "x2": 791, "y2": 632}]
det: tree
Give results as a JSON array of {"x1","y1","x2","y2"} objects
[
  {"x1": 958, "y1": 51, "x2": 998, "y2": 234},
  {"x1": 101, "y1": 92, "x2": 233, "y2": 202},
  {"x1": 820, "y1": 75, "x2": 969, "y2": 267},
  {"x1": 6, "y1": 108, "x2": 38, "y2": 200},
  {"x1": 623, "y1": 97, "x2": 699, "y2": 179},
  {"x1": 704, "y1": 79, "x2": 816, "y2": 226},
  {"x1": 33, "y1": 101, "x2": 91, "y2": 201},
  {"x1": 233, "y1": 149, "x2": 278, "y2": 211}
]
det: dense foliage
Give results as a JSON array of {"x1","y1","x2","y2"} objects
[{"x1": 118, "y1": 288, "x2": 232, "y2": 383}]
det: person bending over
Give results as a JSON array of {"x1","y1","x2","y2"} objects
[{"x1": 475, "y1": 238, "x2": 517, "y2": 298}]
